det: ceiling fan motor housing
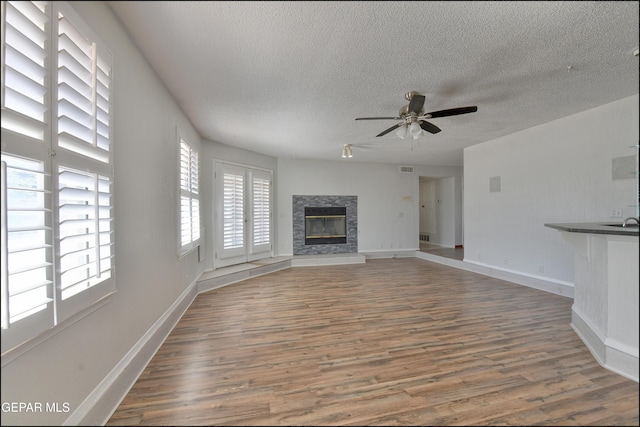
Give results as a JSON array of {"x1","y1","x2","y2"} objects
[
  {"x1": 399, "y1": 105, "x2": 423, "y2": 122},
  {"x1": 405, "y1": 91, "x2": 420, "y2": 101}
]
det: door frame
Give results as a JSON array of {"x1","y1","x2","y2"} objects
[{"x1": 213, "y1": 160, "x2": 273, "y2": 268}]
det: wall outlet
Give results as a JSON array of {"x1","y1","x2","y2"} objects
[{"x1": 611, "y1": 209, "x2": 623, "y2": 218}]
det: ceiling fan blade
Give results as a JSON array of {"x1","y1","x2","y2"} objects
[
  {"x1": 419, "y1": 120, "x2": 441, "y2": 134},
  {"x1": 408, "y1": 94, "x2": 425, "y2": 114},
  {"x1": 355, "y1": 117, "x2": 401, "y2": 120},
  {"x1": 426, "y1": 106, "x2": 477, "y2": 118},
  {"x1": 376, "y1": 123, "x2": 402, "y2": 137}
]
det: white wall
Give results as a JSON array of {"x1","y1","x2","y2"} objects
[
  {"x1": 435, "y1": 177, "x2": 457, "y2": 247},
  {"x1": 276, "y1": 159, "x2": 463, "y2": 255},
  {"x1": 1, "y1": 2, "x2": 206, "y2": 425},
  {"x1": 464, "y1": 95, "x2": 639, "y2": 284}
]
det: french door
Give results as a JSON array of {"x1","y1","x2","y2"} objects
[{"x1": 214, "y1": 162, "x2": 273, "y2": 267}]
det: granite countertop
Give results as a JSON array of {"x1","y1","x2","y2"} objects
[{"x1": 545, "y1": 222, "x2": 640, "y2": 236}]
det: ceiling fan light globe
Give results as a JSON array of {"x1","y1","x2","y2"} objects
[
  {"x1": 395, "y1": 125, "x2": 408, "y2": 139},
  {"x1": 409, "y1": 121, "x2": 422, "y2": 137}
]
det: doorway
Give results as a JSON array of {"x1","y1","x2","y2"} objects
[
  {"x1": 418, "y1": 176, "x2": 457, "y2": 248},
  {"x1": 214, "y1": 161, "x2": 273, "y2": 268}
]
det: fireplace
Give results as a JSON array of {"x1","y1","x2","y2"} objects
[
  {"x1": 292, "y1": 195, "x2": 357, "y2": 255},
  {"x1": 305, "y1": 207, "x2": 346, "y2": 245}
]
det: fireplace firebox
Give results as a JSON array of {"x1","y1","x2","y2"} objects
[{"x1": 304, "y1": 206, "x2": 346, "y2": 245}]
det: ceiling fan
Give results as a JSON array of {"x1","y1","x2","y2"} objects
[{"x1": 356, "y1": 91, "x2": 477, "y2": 138}]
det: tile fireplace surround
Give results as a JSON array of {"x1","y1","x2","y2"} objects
[{"x1": 293, "y1": 195, "x2": 357, "y2": 255}]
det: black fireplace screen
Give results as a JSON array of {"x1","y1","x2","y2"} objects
[{"x1": 304, "y1": 206, "x2": 346, "y2": 245}]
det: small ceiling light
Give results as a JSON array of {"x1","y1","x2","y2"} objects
[{"x1": 342, "y1": 144, "x2": 353, "y2": 158}]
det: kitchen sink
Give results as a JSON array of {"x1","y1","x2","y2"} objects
[{"x1": 602, "y1": 223, "x2": 639, "y2": 230}]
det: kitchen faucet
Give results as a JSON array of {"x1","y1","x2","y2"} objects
[{"x1": 622, "y1": 217, "x2": 640, "y2": 227}]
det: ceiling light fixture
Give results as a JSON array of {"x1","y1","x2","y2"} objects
[
  {"x1": 395, "y1": 124, "x2": 408, "y2": 139},
  {"x1": 395, "y1": 118, "x2": 423, "y2": 140},
  {"x1": 342, "y1": 144, "x2": 353, "y2": 158}
]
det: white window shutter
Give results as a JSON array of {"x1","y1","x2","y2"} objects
[
  {"x1": 179, "y1": 137, "x2": 199, "y2": 253},
  {"x1": 56, "y1": 11, "x2": 112, "y2": 163},
  {"x1": 1, "y1": 0, "x2": 49, "y2": 141},
  {"x1": 252, "y1": 175, "x2": 270, "y2": 246},
  {"x1": 1, "y1": 155, "x2": 54, "y2": 350},
  {"x1": 53, "y1": 2, "x2": 114, "y2": 324},
  {"x1": 1, "y1": 1, "x2": 115, "y2": 351},
  {"x1": 222, "y1": 171, "x2": 244, "y2": 249},
  {"x1": 57, "y1": 166, "x2": 112, "y2": 300}
]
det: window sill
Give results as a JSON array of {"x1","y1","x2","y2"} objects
[{"x1": 1, "y1": 291, "x2": 115, "y2": 367}]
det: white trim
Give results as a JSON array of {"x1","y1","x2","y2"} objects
[
  {"x1": 213, "y1": 160, "x2": 274, "y2": 268},
  {"x1": 291, "y1": 253, "x2": 366, "y2": 267},
  {"x1": 572, "y1": 305, "x2": 639, "y2": 383},
  {"x1": 177, "y1": 128, "x2": 201, "y2": 256},
  {"x1": 412, "y1": 251, "x2": 574, "y2": 298},
  {"x1": 65, "y1": 281, "x2": 198, "y2": 426},
  {"x1": 1, "y1": 292, "x2": 114, "y2": 367}
]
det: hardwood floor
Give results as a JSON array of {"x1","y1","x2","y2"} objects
[
  {"x1": 107, "y1": 258, "x2": 639, "y2": 426},
  {"x1": 419, "y1": 243, "x2": 464, "y2": 261}
]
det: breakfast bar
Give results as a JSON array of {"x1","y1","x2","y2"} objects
[{"x1": 545, "y1": 221, "x2": 639, "y2": 382}]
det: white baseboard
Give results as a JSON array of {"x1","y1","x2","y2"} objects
[
  {"x1": 65, "y1": 281, "x2": 199, "y2": 426},
  {"x1": 361, "y1": 249, "x2": 418, "y2": 259},
  {"x1": 415, "y1": 251, "x2": 574, "y2": 298},
  {"x1": 291, "y1": 253, "x2": 366, "y2": 266},
  {"x1": 572, "y1": 305, "x2": 639, "y2": 383}
]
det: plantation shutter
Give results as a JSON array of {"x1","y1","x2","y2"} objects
[
  {"x1": 2, "y1": 0, "x2": 115, "y2": 352},
  {"x1": 1, "y1": 155, "x2": 54, "y2": 350},
  {"x1": 179, "y1": 137, "x2": 200, "y2": 254},
  {"x1": 1, "y1": 1, "x2": 54, "y2": 351},
  {"x1": 250, "y1": 170, "x2": 271, "y2": 255},
  {"x1": 56, "y1": 9, "x2": 111, "y2": 163},
  {"x1": 57, "y1": 167, "x2": 112, "y2": 300},
  {"x1": 222, "y1": 170, "x2": 244, "y2": 250},
  {"x1": 53, "y1": 2, "x2": 114, "y2": 323},
  {"x1": 1, "y1": 0, "x2": 49, "y2": 141}
]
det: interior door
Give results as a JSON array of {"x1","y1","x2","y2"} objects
[{"x1": 215, "y1": 162, "x2": 273, "y2": 268}]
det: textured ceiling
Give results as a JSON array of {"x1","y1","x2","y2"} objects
[{"x1": 107, "y1": 1, "x2": 639, "y2": 166}]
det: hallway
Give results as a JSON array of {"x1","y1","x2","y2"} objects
[{"x1": 419, "y1": 243, "x2": 464, "y2": 261}]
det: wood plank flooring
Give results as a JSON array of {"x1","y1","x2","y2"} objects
[{"x1": 107, "y1": 258, "x2": 639, "y2": 426}]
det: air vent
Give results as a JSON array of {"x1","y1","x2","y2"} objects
[
  {"x1": 489, "y1": 176, "x2": 501, "y2": 193},
  {"x1": 399, "y1": 166, "x2": 414, "y2": 173}
]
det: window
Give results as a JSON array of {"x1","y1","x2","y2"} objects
[
  {"x1": 178, "y1": 132, "x2": 200, "y2": 255},
  {"x1": 222, "y1": 169, "x2": 243, "y2": 250},
  {"x1": 251, "y1": 170, "x2": 271, "y2": 249},
  {"x1": 1, "y1": 1, "x2": 114, "y2": 353}
]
